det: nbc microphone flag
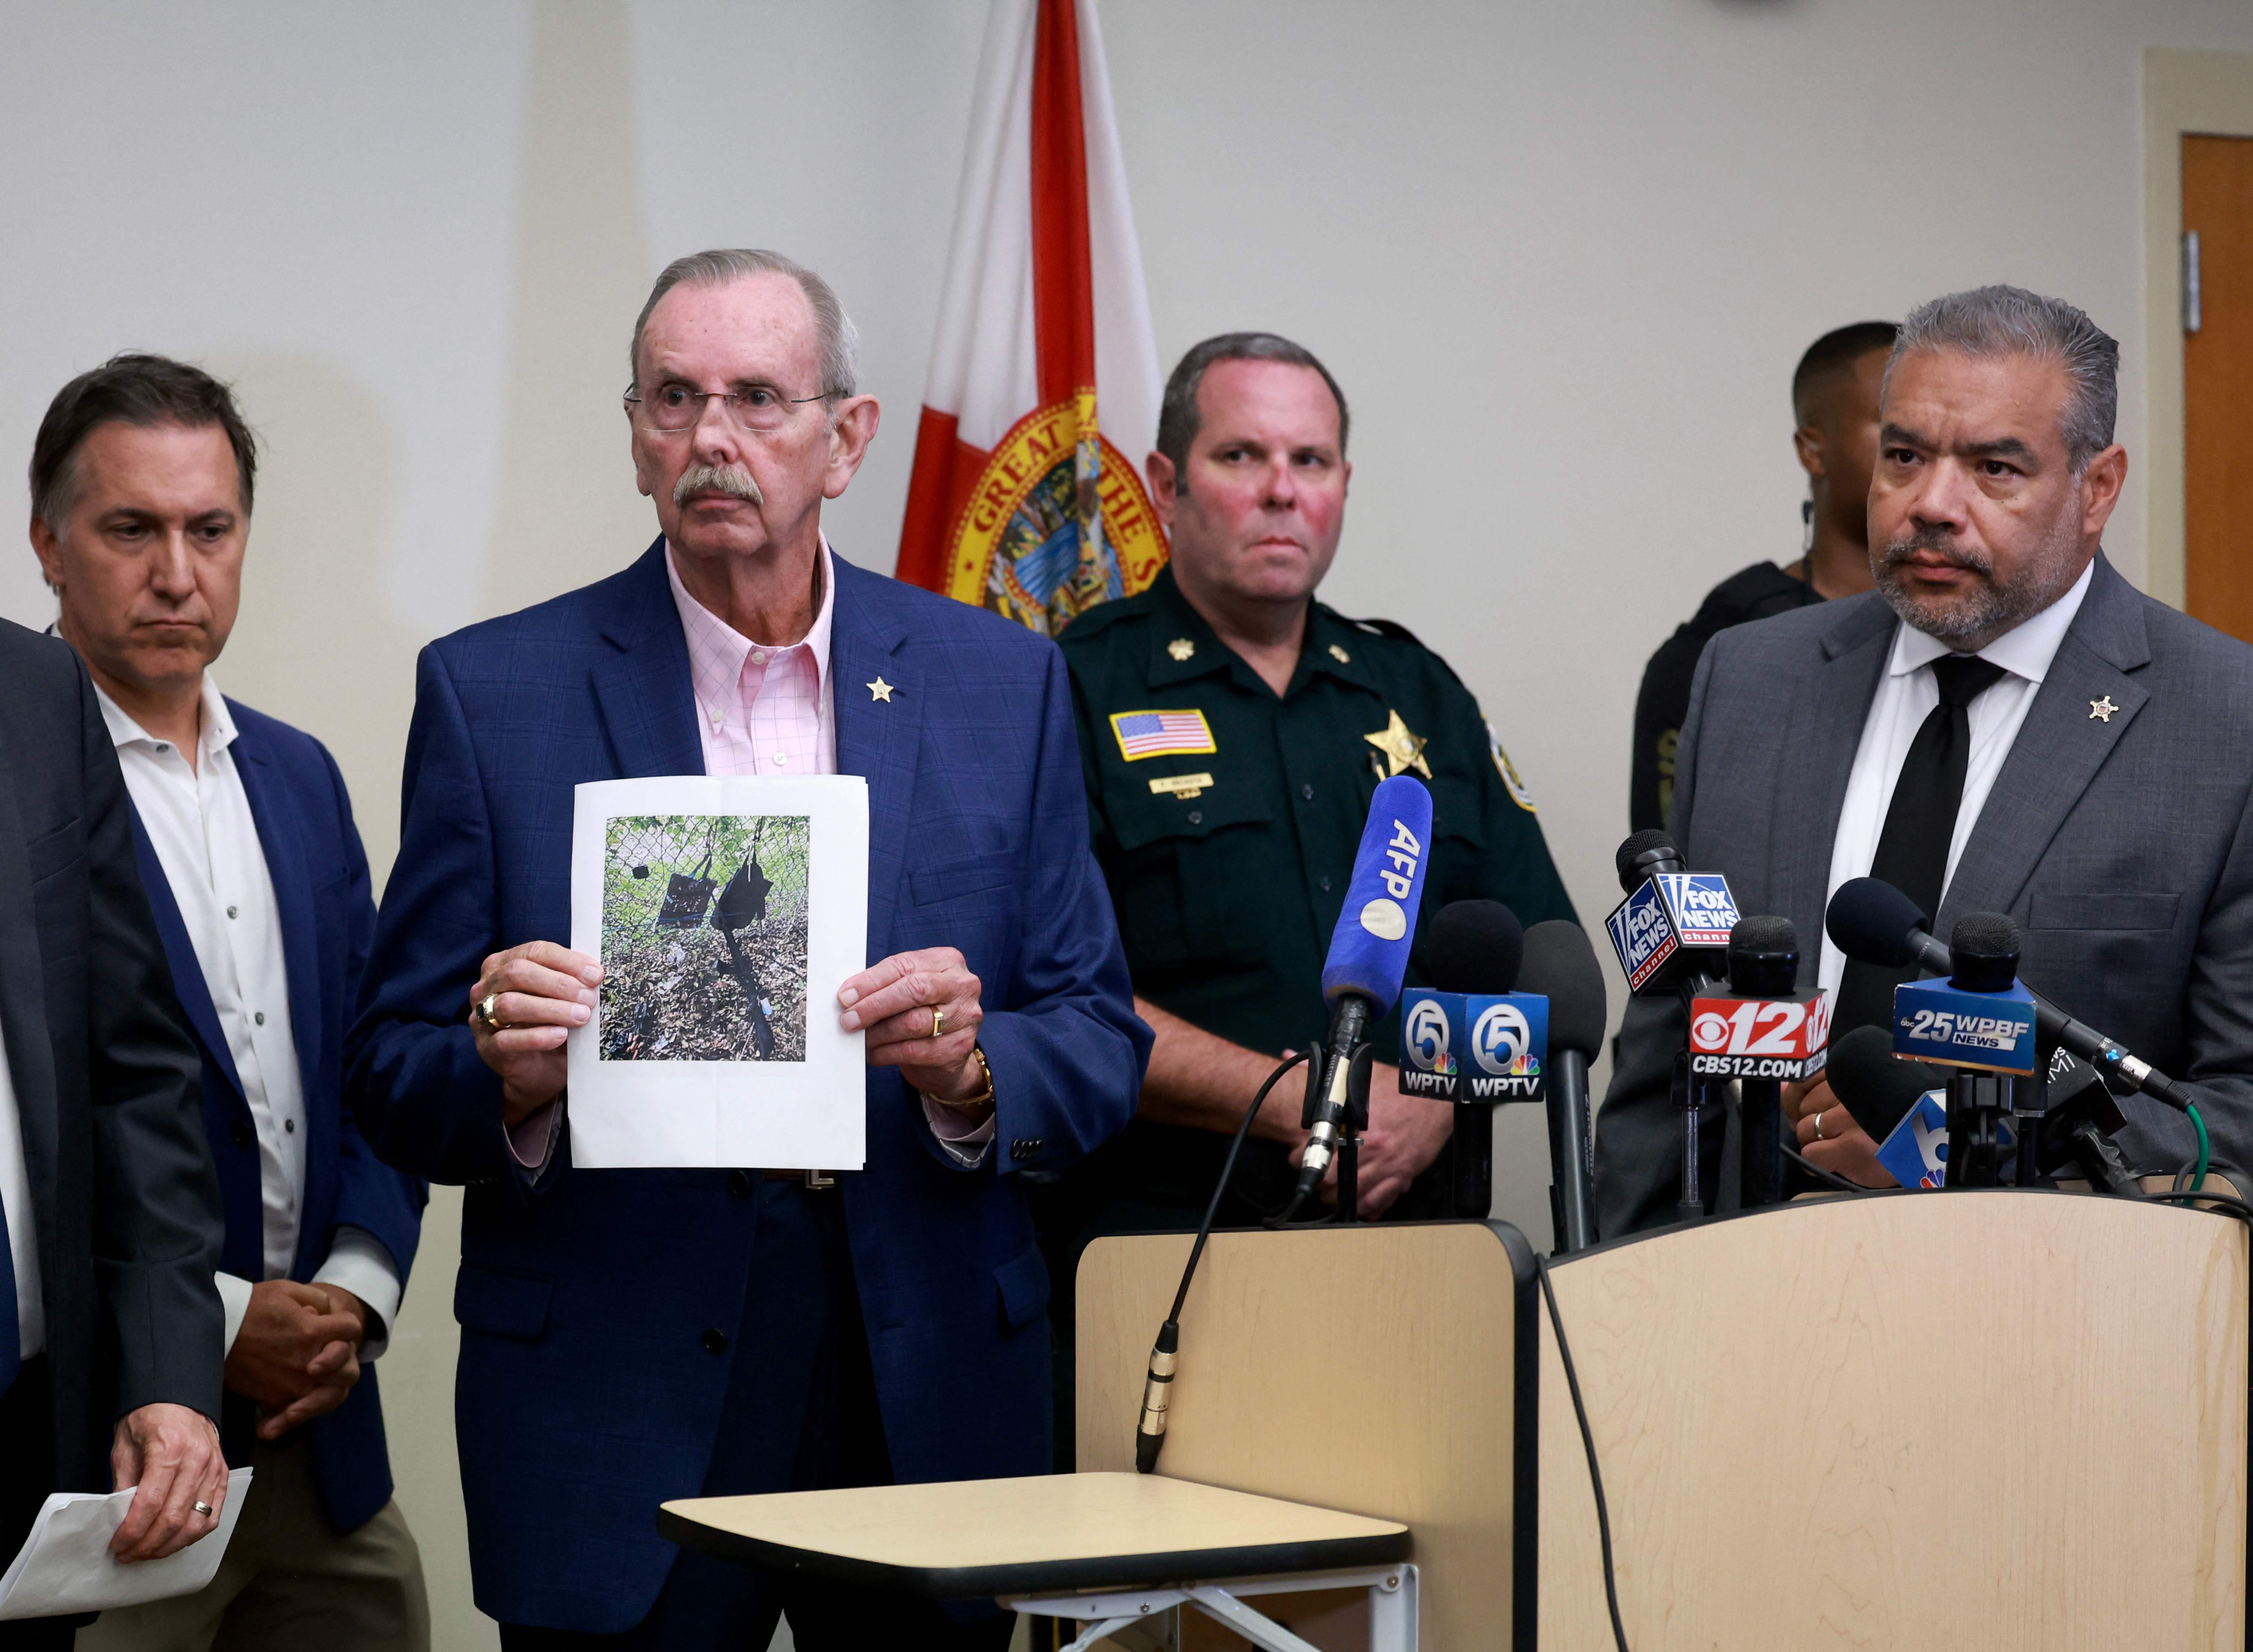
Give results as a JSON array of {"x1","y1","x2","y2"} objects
[{"x1": 895, "y1": 0, "x2": 1167, "y2": 634}]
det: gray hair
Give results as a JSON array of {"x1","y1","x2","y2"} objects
[
  {"x1": 628, "y1": 248, "x2": 860, "y2": 401},
  {"x1": 1888, "y1": 285, "x2": 2118, "y2": 473},
  {"x1": 1155, "y1": 332, "x2": 1349, "y2": 479}
]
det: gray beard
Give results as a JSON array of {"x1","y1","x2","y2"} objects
[{"x1": 1874, "y1": 516, "x2": 2084, "y2": 647}]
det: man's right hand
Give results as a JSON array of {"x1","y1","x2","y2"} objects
[
  {"x1": 471, "y1": 941, "x2": 602, "y2": 1126},
  {"x1": 223, "y1": 1280, "x2": 363, "y2": 1438}
]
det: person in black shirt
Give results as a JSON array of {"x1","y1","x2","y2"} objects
[{"x1": 1629, "y1": 321, "x2": 1897, "y2": 831}]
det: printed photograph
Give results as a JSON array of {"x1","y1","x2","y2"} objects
[{"x1": 599, "y1": 813, "x2": 811, "y2": 1062}]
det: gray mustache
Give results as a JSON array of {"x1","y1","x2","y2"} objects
[
  {"x1": 1879, "y1": 526, "x2": 1990, "y2": 576},
  {"x1": 673, "y1": 464, "x2": 763, "y2": 508}
]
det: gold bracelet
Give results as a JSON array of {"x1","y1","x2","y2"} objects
[{"x1": 929, "y1": 1044, "x2": 994, "y2": 1110}]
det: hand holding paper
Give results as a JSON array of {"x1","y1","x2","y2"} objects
[
  {"x1": 838, "y1": 947, "x2": 988, "y2": 1105},
  {"x1": 0, "y1": 1468, "x2": 251, "y2": 1620},
  {"x1": 470, "y1": 940, "x2": 604, "y2": 1127},
  {"x1": 106, "y1": 1404, "x2": 228, "y2": 1563}
]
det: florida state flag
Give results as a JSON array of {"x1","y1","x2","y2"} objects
[{"x1": 894, "y1": 0, "x2": 1166, "y2": 633}]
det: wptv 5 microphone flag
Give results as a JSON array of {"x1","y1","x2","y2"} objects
[{"x1": 895, "y1": 0, "x2": 1167, "y2": 633}]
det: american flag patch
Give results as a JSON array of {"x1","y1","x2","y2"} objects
[{"x1": 1109, "y1": 709, "x2": 1217, "y2": 761}]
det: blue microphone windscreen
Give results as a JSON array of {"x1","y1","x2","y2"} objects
[{"x1": 1321, "y1": 776, "x2": 1434, "y2": 1013}]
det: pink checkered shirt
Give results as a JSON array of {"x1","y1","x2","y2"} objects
[{"x1": 667, "y1": 539, "x2": 838, "y2": 779}]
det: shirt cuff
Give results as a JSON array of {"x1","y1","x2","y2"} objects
[
  {"x1": 507, "y1": 1099, "x2": 564, "y2": 1182},
  {"x1": 216, "y1": 1271, "x2": 255, "y2": 1357},
  {"x1": 921, "y1": 1094, "x2": 995, "y2": 1168},
  {"x1": 314, "y1": 1227, "x2": 406, "y2": 1360}
]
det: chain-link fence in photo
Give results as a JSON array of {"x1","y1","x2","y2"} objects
[{"x1": 599, "y1": 813, "x2": 812, "y2": 1062}]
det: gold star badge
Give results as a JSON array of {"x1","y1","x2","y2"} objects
[
  {"x1": 1167, "y1": 638, "x2": 1196, "y2": 662},
  {"x1": 867, "y1": 677, "x2": 895, "y2": 703},
  {"x1": 1363, "y1": 709, "x2": 1431, "y2": 779},
  {"x1": 2089, "y1": 695, "x2": 2117, "y2": 722},
  {"x1": 1328, "y1": 644, "x2": 1351, "y2": 664}
]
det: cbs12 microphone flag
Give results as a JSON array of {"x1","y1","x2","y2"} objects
[{"x1": 895, "y1": 0, "x2": 1168, "y2": 634}]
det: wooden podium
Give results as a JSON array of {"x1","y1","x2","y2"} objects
[{"x1": 1077, "y1": 1192, "x2": 2250, "y2": 1648}]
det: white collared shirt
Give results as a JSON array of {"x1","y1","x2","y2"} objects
[
  {"x1": 1817, "y1": 560, "x2": 2096, "y2": 997},
  {"x1": 0, "y1": 1021, "x2": 41, "y2": 1360},
  {"x1": 96, "y1": 674, "x2": 403, "y2": 1355}
]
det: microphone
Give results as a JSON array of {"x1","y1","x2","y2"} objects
[
  {"x1": 1518, "y1": 920, "x2": 1606, "y2": 1253},
  {"x1": 1686, "y1": 916, "x2": 1829, "y2": 1209},
  {"x1": 1603, "y1": 831, "x2": 1740, "y2": 996},
  {"x1": 1418, "y1": 901, "x2": 1526, "y2": 1221},
  {"x1": 1825, "y1": 877, "x2": 2199, "y2": 1113},
  {"x1": 1896, "y1": 913, "x2": 2037, "y2": 1188},
  {"x1": 1296, "y1": 776, "x2": 1434, "y2": 1207},
  {"x1": 2037, "y1": 1048, "x2": 2146, "y2": 1197},
  {"x1": 1826, "y1": 1024, "x2": 1943, "y2": 1145}
]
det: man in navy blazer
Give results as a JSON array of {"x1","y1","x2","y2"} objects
[
  {"x1": 348, "y1": 249, "x2": 1148, "y2": 1649},
  {"x1": 29, "y1": 356, "x2": 429, "y2": 1651}
]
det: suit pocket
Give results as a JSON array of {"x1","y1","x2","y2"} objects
[
  {"x1": 911, "y1": 853, "x2": 1016, "y2": 907},
  {"x1": 26, "y1": 818, "x2": 83, "y2": 884},
  {"x1": 454, "y1": 1263, "x2": 555, "y2": 1340},
  {"x1": 993, "y1": 1242, "x2": 1050, "y2": 1332},
  {"x1": 2030, "y1": 891, "x2": 2181, "y2": 932}
]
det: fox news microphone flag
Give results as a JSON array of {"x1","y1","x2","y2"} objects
[{"x1": 895, "y1": 0, "x2": 1167, "y2": 634}]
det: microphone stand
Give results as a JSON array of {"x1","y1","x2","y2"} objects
[{"x1": 1942, "y1": 1070, "x2": 2009, "y2": 1189}]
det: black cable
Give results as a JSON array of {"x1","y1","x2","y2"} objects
[
  {"x1": 1535, "y1": 1256, "x2": 1632, "y2": 1652},
  {"x1": 1136, "y1": 1052, "x2": 1309, "y2": 1473},
  {"x1": 1168, "y1": 1052, "x2": 1307, "y2": 1321},
  {"x1": 2149, "y1": 1189, "x2": 2253, "y2": 1225},
  {"x1": 1780, "y1": 1143, "x2": 1871, "y2": 1195}
]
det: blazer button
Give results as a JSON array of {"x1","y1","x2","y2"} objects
[
  {"x1": 231, "y1": 1121, "x2": 254, "y2": 1150},
  {"x1": 702, "y1": 1328, "x2": 730, "y2": 1354},
  {"x1": 727, "y1": 1170, "x2": 753, "y2": 1199}
]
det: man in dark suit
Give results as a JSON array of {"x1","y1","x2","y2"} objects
[
  {"x1": 0, "y1": 620, "x2": 229, "y2": 1650},
  {"x1": 1597, "y1": 285, "x2": 2253, "y2": 1235},
  {"x1": 24, "y1": 355, "x2": 429, "y2": 1650},
  {"x1": 347, "y1": 248, "x2": 1148, "y2": 1649}
]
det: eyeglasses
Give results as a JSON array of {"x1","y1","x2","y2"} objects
[{"x1": 623, "y1": 381, "x2": 841, "y2": 434}]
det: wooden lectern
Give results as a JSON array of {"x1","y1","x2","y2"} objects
[{"x1": 1077, "y1": 1192, "x2": 2249, "y2": 1648}]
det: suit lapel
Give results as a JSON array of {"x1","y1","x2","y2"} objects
[
  {"x1": 1942, "y1": 558, "x2": 2149, "y2": 930},
  {"x1": 1771, "y1": 597, "x2": 1894, "y2": 957},
  {"x1": 590, "y1": 539, "x2": 706, "y2": 780},
  {"x1": 828, "y1": 558, "x2": 917, "y2": 962},
  {"x1": 125, "y1": 807, "x2": 246, "y2": 1103},
  {"x1": 0, "y1": 708, "x2": 64, "y2": 1286},
  {"x1": 231, "y1": 716, "x2": 321, "y2": 1143}
]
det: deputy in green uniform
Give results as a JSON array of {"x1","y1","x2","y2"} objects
[{"x1": 1037, "y1": 334, "x2": 1576, "y2": 1460}]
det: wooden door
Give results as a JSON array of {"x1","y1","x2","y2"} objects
[{"x1": 2185, "y1": 134, "x2": 2253, "y2": 641}]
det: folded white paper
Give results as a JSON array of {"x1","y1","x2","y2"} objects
[{"x1": 0, "y1": 1467, "x2": 252, "y2": 1620}]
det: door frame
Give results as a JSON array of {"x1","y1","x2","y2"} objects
[{"x1": 2143, "y1": 49, "x2": 2253, "y2": 611}]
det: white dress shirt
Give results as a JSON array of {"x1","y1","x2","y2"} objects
[
  {"x1": 96, "y1": 675, "x2": 403, "y2": 1356},
  {"x1": 0, "y1": 1021, "x2": 42, "y2": 1360},
  {"x1": 1817, "y1": 560, "x2": 2096, "y2": 997}
]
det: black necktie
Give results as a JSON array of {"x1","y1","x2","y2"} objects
[{"x1": 1834, "y1": 654, "x2": 2008, "y2": 1035}]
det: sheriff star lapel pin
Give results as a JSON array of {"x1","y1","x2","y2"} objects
[
  {"x1": 868, "y1": 677, "x2": 895, "y2": 703},
  {"x1": 2089, "y1": 695, "x2": 2117, "y2": 722}
]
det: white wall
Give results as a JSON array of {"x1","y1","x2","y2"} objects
[{"x1": 8, "y1": 5, "x2": 2252, "y2": 1646}]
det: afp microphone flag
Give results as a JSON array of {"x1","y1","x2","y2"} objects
[{"x1": 895, "y1": 0, "x2": 1167, "y2": 633}]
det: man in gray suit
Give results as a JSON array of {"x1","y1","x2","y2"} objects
[{"x1": 1597, "y1": 285, "x2": 2253, "y2": 1236}]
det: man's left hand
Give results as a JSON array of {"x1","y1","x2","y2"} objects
[
  {"x1": 840, "y1": 947, "x2": 988, "y2": 1106},
  {"x1": 1288, "y1": 1061, "x2": 1454, "y2": 1218},
  {"x1": 109, "y1": 1404, "x2": 227, "y2": 1562}
]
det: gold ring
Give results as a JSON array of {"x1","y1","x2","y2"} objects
[
  {"x1": 931, "y1": 1007, "x2": 945, "y2": 1040},
  {"x1": 1812, "y1": 1108, "x2": 1827, "y2": 1141},
  {"x1": 477, "y1": 992, "x2": 506, "y2": 1033}
]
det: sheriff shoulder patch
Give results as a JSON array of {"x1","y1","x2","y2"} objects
[
  {"x1": 1111, "y1": 709, "x2": 1217, "y2": 762},
  {"x1": 1488, "y1": 720, "x2": 1536, "y2": 812}
]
